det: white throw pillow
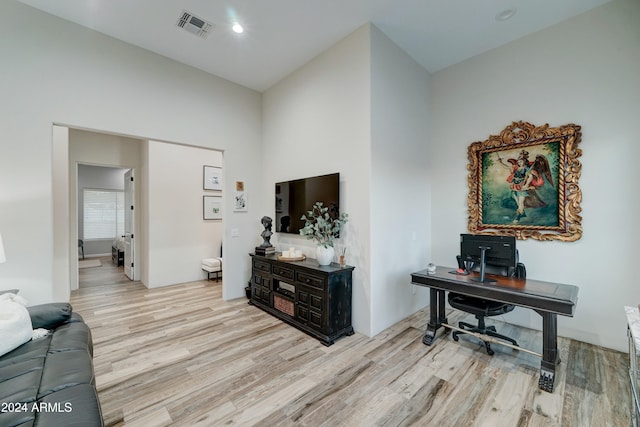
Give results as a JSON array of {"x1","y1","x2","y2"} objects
[{"x1": 0, "y1": 293, "x2": 33, "y2": 357}]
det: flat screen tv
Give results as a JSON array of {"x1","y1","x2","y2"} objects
[{"x1": 275, "y1": 173, "x2": 339, "y2": 234}]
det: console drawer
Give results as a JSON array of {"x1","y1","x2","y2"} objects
[
  {"x1": 253, "y1": 273, "x2": 270, "y2": 288},
  {"x1": 297, "y1": 289, "x2": 309, "y2": 305},
  {"x1": 310, "y1": 294, "x2": 323, "y2": 311},
  {"x1": 309, "y1": 310, "x2": 323, "y2": 330},
  {"x1": 273, "y1": 265, "x2": 294, "y2": 280},
  {"x1": 296, "y1": 272, "x2": 324, "y2": 290},
  {"x1": 253, "y1": 286, "x2": 270, "y2": 303},
  {"x1": 253, "y1": 259, "x2": 271, "y2": 273},
  {"x1": 296, "y1": 304, "x2": 309, "y2": 323},
  {"x1": 260, "y1": 289, "x2": 271, "y2": 305}
]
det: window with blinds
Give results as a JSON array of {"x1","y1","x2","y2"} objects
[{"x1": 83, "y1": 189, "x2": 125, "y2": 240}]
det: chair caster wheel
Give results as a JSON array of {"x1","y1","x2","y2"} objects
[
  {"x1": 452, "y1": 333, "x2": 459, "y2": 342},
  {"x1": 485, "y1": 343, "x2": 494, "y2": 356}
]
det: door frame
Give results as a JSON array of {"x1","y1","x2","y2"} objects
[
  {"x1": 53, "y1": 123, "x2": 227, "y2": 299},
  {"x1": 53, "y1": 125, "x2": 143, "y2": 294},
  {"x1": 124, "y1": 168, "x2": 136, "y2": 280}
]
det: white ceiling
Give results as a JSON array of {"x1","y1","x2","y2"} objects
[{"x1": 17, "y1": 0, "x2": 611, "y2": 92}]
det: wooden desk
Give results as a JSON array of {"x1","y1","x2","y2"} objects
[{"x1": 411, "y1": 266, "x2": 579, "y2": 392}]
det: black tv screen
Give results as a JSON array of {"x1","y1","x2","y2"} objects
[{"x1": 275, "y1": 173, "x2": 339, "y2": 234}]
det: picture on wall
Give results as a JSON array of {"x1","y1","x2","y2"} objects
[
  {"x1": 234, "y1": 181, "x2": 247, "y2": 212},
  {"x1": 203, "y1": 166, "x2": 223, "y2": 191},
  {"x1": 467, "y1": 121, "x2": 583, "y2": 242},
  {"x1": 203, "y1": 195, "x2": 222, "y2": 220}
]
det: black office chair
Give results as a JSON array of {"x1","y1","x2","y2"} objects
[
  {"x1": 78, "y1": 239, "x2": 85, "y2": 260},
  {"x1": 448, "y1": 255, "x2": 526, "y2": 355}
]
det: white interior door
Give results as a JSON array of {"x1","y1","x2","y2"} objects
[{"x1": 124, "y1": 169, "x2": 135, "y2": 280}]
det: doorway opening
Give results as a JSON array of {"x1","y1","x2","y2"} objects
[
  {"x1": 53, "y1": 125, "x2": 225, "y2": 298},
  {"x1": 76, "y1": 164, "x2": 134, "y2": 288}
]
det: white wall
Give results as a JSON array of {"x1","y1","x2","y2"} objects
[
  {"x1": 146, "y1": 141, "x2": 223, "y2": 287},
  {"x1": 0, "y1": 1, "x2": 262, "y2": 304},
  {"x1": 52, "y1": 126, "x2": 70, "y2": 302},
  {"x1": 77, "y1": 165, "x2": 128, "y2": 194},
  {"x1": 263, "y1": 25, "x2": 433, "y2": 337},
  {"x1": 429, "y1": 0, "x2": 640, "y2": 351},
  {"x1": 263, "y1": 25, "x2": 373, "y2": 335},
  {"x1": 369, "y1": 26, "x2": 432, "y2": 335}
]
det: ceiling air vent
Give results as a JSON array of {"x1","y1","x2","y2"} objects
[{"x1": 177, "y1": 10, "x2": 214, "y2": 39}]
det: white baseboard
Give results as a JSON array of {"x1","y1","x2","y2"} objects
[{"x1": 81, "y1": 253, "x2": 110, "y2": 258}]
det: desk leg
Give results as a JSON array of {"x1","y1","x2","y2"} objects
[
  {"x1": 423, "y1": 289, "x2": 447, "y2": 346},
  {"x1": 539, "y1": 312, "x2": 560, "y2": 392}
]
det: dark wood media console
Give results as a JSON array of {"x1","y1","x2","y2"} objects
[{"x1": 249, "y1": 252, "x2": 355, "y2": 346}]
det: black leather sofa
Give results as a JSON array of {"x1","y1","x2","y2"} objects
[{"x1": 0, "y1": 303, "x2": 103, "y2": 426}]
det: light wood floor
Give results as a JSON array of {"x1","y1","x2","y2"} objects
[
  {"x1": 70, "y1": 265, "x2": 630, "y2": 427},
  {"x1": 79, "y1": 255, "x2": 129, "y2": 288}
]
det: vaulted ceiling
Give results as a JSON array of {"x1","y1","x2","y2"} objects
[{"x1": 18, "y1": 0, "x2": 611, "y2": 91}]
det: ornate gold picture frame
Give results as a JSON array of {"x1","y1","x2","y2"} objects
[{"x1": 467, "y1": 121, "x2": 582, "y2": 241}]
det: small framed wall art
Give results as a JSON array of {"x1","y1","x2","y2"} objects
[
  {"x1": 203, "y1": 166, "x2": 223, "y2": 191},
  {"x1": 234, "y1": 181, "x2": 247, "y2": 212},
  {"x1": 203, "y1": 195, "x2": 222, "y2": 220}
]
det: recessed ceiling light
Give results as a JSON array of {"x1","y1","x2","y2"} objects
[
  {"x1": 232, "y1": 23, "x2": 244, "y2": 34},
  {"x1": 495, "y1": 8, "x2": 517, "y2": 21}
]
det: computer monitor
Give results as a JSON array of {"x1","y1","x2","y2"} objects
[{"x1": 460, "y1": 234, "x2": 516, "y2": 283}]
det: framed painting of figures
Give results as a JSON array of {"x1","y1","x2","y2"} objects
[{"x1": 467, "y1": 121, "x2": 582, "y2": 242}]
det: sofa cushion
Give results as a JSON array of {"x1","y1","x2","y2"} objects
[
  {"x1": 49, "y1": 319, "x2": 93, "y2": 357},
  {"x1": 0, "y1": 356, "x2": 44, "y2": 384},
  {"x1": 0, "y1": 409, "x2": 35, "y2": 427},
  {"x1": 39, "y1": 349, "x2": 95, "y2": 399},
  {"x1": 36, "y1": 384, "x2": 103, "y2": 427},
  {"x1": 0, "y1": 336, "x2": 51, "y2": 368},
  {"x1": 27, "y1": 303, "x2": 72, "y2": 330},
  {"x1": 0, "y1": 361, "x2": 43, "y2": 404},
  {"x1": 0, "y1": 384, "x2": 103, "y2": 427},
  {"x1": 0, "y1": 294, "x2": 32, "y2": 357}
]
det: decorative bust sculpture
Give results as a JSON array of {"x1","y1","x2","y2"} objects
[{"x1": 259, "y1": 216, "x2": 273, "y2": 248}]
